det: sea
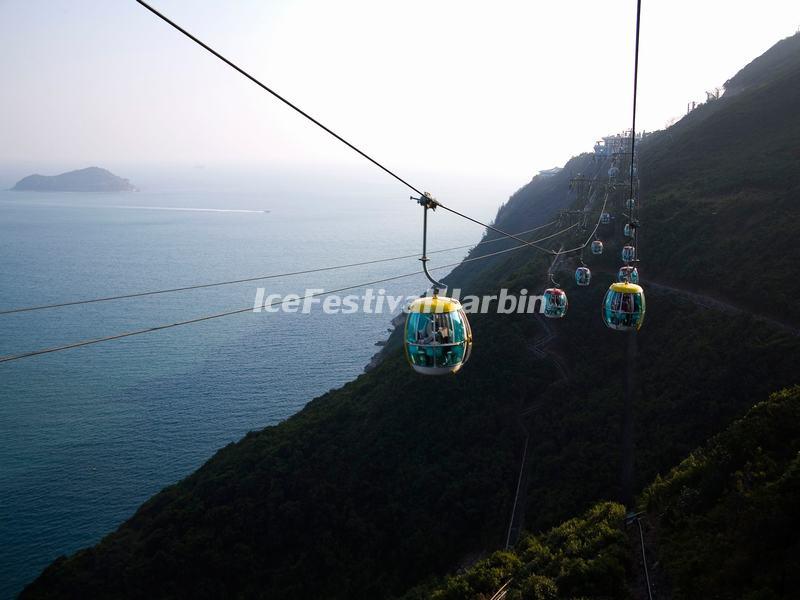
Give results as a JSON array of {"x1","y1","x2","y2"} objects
[{"x1": 0, "y1": 167, "x2": 502, "y2": 597}]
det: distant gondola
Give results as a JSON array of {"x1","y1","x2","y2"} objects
[
  {"x1": 543, "y1": 287, "x2": 568, "y2": 318},
  {"x1": 621, "y1": 245, "x2": 636, "y2": 263},
  {"x1": 618, "y1": 265, "x2": 639, "y2": 284}
]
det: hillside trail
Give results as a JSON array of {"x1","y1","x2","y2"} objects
[
  {"x1": 589, "y1": 265, "x2": 800, "y2": 337},
  {"x1": 489, "y1": 269, "x2": 800, "y2": 598},
  {"x1": 495, "y1": 150, "x2": 795, "y2": 600},
  {"x1": 644, "y1": 278, "x2": 800, "y2": 337},
  {"x1": 629, "y1": 274, "x2": 796, "y2": 600}
]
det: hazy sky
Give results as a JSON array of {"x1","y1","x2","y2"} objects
[{"x1": 2, "y1": 0, "x2": 799, "y2": 190}]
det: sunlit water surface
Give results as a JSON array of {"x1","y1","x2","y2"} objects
[{"x1": 0, "y1": 187, "x2": 486, "y2": 597}]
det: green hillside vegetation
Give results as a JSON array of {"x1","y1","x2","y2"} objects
[
  {"x1": 22, "y1": 33, "x2": 800, "y2": 599},
  {"x1": 446, "y1": 153, "x2": 602, "y2": 293},
  {"x1": 405, "y1": 387, "x2": 800, "y2": 600},
  {"x1": 403, "y1": 502, "x2": 628, "y2": 600},
  {"x1": 639, "y1": 33, "x2": 800, "y2": 322},
  {"x1": 513, "y1": 272, "x2": 800, "y2": 533},
  {"x1": 24, "y1": 316, "x2": 551, "y2": 599},
  {"x1": 642, "y1": 386, "x2": 800, "y2": 599}
]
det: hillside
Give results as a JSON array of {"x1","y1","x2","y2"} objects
[
  {"x1": 22, "y1": 33, "x2": 800, "y2": 599},
  {"x1": 638, "y1": 33, "x2": 800, "y2": 322},
  {"x1": 404, "y1": 386, "x2": 800, "y2": 599},
  {"x1": 11, "y1": 167, "x2": 136, "y2": 192},
  {"x1": 403, "y1": 502, "x2": 630, "y2": 600},
  {"x1": 641, "y1": 386, "x2": 800, "y2": 599}
]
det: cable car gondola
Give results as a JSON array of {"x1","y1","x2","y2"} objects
[
  {"x1": 618, "y1": 265, "x2": 639, "y2": 284},
  {"x1": 404, "y1": 193, "x2": 473, "y2": 375},
  {"x1": 608, "y1": 166, "x2": 619, "y2": 179},
  {"x1": 626, "y1": 198, "x2": 636, "y2": 211},
  {"x1": 621, "y1": 245, "x2": 636, "y2": 263},
  {"x1": 624, "y1": 222, "x2": 634, "y2": 237},
  {"x1": 543, "y1": 287, "x2": 568, "y2": 318},
  {"x1": 602, "y1": 282, "x2": 645, "y2": 331},
  {"x1": 405, "y1": 296, "x2": 472, "y2": 375},
  {"x1": 600, "y1": 212, "x2": 611, "y2": 224},
  {"x1": 575, "y1": 266, "x2": 591, "y2": 286},
  {"x1": 591, "y1": 240, "x2": 604, "y2": 255}
]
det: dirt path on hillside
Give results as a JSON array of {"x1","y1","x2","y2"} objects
[
  {"x1": 644, "y1": 279, "x2": 800, "y2": 337},
  {"x1": 584, "y1": 264, "x2": 800, "y2": 337}
]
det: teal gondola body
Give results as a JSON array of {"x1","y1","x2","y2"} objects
[
  {"x1": 404, "y1": 297, "x2": 473, "y2": 375},
  {"x1": 543, "y1": 288, "x2": 568, "y2": 319},
  {"x1": 575, "y1": 266, "x2": 591, "y2": 286},
  {"x1": 618, "y1": 265, "x2": 639, "y2": 284},
  {"x1": 602, "y1": 282, "x2": 645, "y2": 331},
  {"x1": 621, "y1": 245, "x2": 636, "y2": 263}
]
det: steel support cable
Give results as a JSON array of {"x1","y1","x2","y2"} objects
[
  {"x1": 630, "y1": 0, "x2": 642, "y2": 256},
  {"x1": 7, "y1": 2, "x2": 609, "y2": 364},
  {"x1": 0, "y1": 220, "x2": 563, "y2": 316},
  {"x1": 547, "y1": 190, "x2": 610, "y2": 256},
  {"x1": 135, "y1": 0, "x2": 424, "y2": 197},
  {"x1": 0, "y1": 272, "x2": 422, "y2": 364},
  {"x1": 437, "y1": 202, "x2": 559, "y2": 255},
  {"x1": 0, "y1": 224, "x2": 575, "y2": 364},
  {"x1": 636, "y1": 517, "x2": 654, "y2": 600},
  {"x1": 489, "y1": 580, "x2": 513, "y2": 600},
  {"x1": 136, "y1": 1, "x2": 594, "y2": 266}
]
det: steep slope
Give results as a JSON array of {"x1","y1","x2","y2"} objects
[
  {"x1": 642, "y1": 386, "x2": 800, "y2": 599},
  {"x1": 724, "y1": 33, "x2": 800, "y2": 96},
  {"x1": 513, "y1": 271, "x2": 800, "y2": 533},
  {"x1": 403, "y1": 502, "x2": 629, "y2": 600},
  {"x1": 446, "y1": 152, "x2": 603, "y2": 292},
  {"x1": 24, "y1": 318, "x2": 555, "y2": 599},
  {"x1": 405, "y1": 386, "x2": 800, "y2": 600},
  {"x1": 639, "y1": 32, "x2": 800, "y2": 321},
  {"x1": 23, "y1": 33, "x2": 800, "y2": 599}
]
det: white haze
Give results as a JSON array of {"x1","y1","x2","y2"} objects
[{"x1": 1, "y1": 0, "x2": 799, "y2": 204}]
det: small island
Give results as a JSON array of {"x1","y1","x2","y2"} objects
[{"x1": 11, "y1": 167, "x2": 137, "y2": 192}]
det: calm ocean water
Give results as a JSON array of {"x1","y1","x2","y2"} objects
[{"x1": 0, "y1": 185, "x2": 486, "y2": 597}]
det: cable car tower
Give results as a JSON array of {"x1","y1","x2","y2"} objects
[{"x1": 569, "y1": 173, "x2": 593, "y2": 207}]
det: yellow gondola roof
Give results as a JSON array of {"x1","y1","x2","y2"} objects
[
  {"x1": 609, "y1": 282, "x2": 644, "y2": 294},
  {"x1": 408, "y1": 296, "x2": 462, "y2": 313}
]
